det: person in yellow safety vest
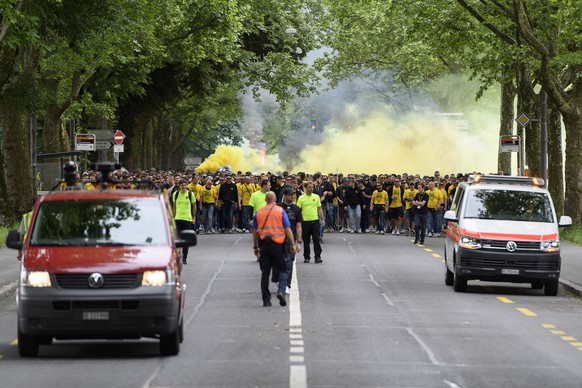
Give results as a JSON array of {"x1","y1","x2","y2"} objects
[
  {"x1": 17, "y1": 197, "x2": 37, "y2": 261},
  {"x1": 173, "y1": 179, "x2": 196, "y2": 265},
  {"x1": 252, "y1": 192, "x2": 296, "y2": 307}
]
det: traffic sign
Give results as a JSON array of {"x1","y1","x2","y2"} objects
[
  {"x1": 500, "y1": 135, "x2": 521, "y2": 153},
  {"x1": 75, "y1": 134, "x2": 96, "y2": 151},
  {"x1": 96, "y1": 140, "x2": 113, "y2": 150},
  {"x1": 114, "y1": 130, "x2": 125, "y2": 145},
  {"x1": 516, "y1": 112, "x2": 531, "y2": 127},
  {"x1": 113, "y1": 144, "x2": 124, "y2": 153}
]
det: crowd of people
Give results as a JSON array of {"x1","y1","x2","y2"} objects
[{"x1": 75, "y1": 167, "x2": 468, "y2": 240}]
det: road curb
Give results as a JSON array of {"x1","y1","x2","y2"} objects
[{"x1": 559, "y1": 278, "x2": 582, "y2": 298}]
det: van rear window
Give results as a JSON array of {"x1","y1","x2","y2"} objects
[
  {"x1": 464, "y1": 189, "x2": 553, "y2": 223},
  {"x1": 29, "y1": 199, "x2": 169, "y2": 246}
]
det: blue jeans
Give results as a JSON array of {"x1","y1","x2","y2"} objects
[
  {"x1": 325, "y1": 202, "x2": 335, "y2": 228},
  {"x1": 427, "y1": 209, "x2": 436, "y2": 234},
  {"x1": 374, "y1": 206, "x2": 386, "y2": 231},
  {"x1": 347, "y1": 205, "x2": 361, "y2": 231},
  {"x1": 435, "y1": 208, "x2": 444, "y2": 233},
  {"x1": 242, "y1": 205, "x2": 253, "y2": 231},
  {"x1": 221, "y1": 202, "x2": 235, "y2": 230},
  {"x1": 202, "y1": 204, "x2": 214, "y2": 231}
]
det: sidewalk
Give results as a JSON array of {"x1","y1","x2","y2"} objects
[
  {"x1": 1, "y1": 243, "x2": 582, "y2": 296},
  {"x1": 0, "y1": 247, "x2": 20, "y2": 295},
  {"x1": 556, "y1": 242, "x2": 582, "y2": 295}
]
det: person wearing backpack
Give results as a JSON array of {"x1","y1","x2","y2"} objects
[{"x1": 173, "y1": 179, "x2": 196, "y2": 264}]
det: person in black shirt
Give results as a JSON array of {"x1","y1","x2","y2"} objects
[
  {"x1": 344, "y1": 178, "x2": 364, "y2": 233},
  {"x1": 218, "y1": 175, "x2": 238, "y2": 233},
  {"x1": 358, "y1": 180, "x2": 372, "y2": 233},
  {"x1": 412, "y1": 183, "x2": 429, "y2": 245}
]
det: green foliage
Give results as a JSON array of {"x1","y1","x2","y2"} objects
[{"x1": 560, "y1": 225, "x2": 582, "y2": 246}]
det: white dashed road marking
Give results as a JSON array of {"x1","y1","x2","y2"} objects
[{"x1": 289, "y1": 259, "x2": 307, "y2": 388}]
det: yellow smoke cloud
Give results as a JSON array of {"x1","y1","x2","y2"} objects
[
  {"x1": 196, "y1": 109, "x2": 499, "y2": 175},
  {"x1": 195, "y1": 144, "x2": 282, "y2": 173},
  {"x1": 293, "y1": 110, "x2": 498, "y2": 175}
]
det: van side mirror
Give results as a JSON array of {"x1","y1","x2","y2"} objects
[
  {"x1": 176, "y1": 229, "x2": 197, "y2": 248},
  {"x1": 558, "y1": 215, "x2": 572, "y2": 227},
  {"x1": 5, "y1": 230, "x2": 22, "y2": 250},
  {"x1": 443, "y1": 210, "x2": 458, "y2": 223}
]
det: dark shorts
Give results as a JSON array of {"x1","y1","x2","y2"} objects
[
  {"x1": 405, "y1": 208, "x2": 415, "y2": 221},
  {"x1": 388, "y1": 206, "x2": 404, "y2": 219}
]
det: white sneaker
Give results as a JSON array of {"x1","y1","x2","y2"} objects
[
  {"x1": 428, "y1": 232, "x2": 433, "y2": 237},
  {"x1": 391, "y1": 229, "x2": 396, "y2": 235},
  {"x1": 381, "y1": 230, "x2": 385, "y2": 235},
  {"x1": 396, "y1": 230, "x2": 400, "y2": 235},
  {"x1": 285, "y1": 286, "x2": 290, "y2": 294}
]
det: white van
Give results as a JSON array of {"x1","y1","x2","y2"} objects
[{"x1": 443, "y1": 175, "x2": 572, "y2": 296}]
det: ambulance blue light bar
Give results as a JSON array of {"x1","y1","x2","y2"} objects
[{"x1": 468, "y1": 175, "x2": 545, "y2": 187}]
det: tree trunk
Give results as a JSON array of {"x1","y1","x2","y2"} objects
[
  {"x1": 124, "y1": 115, "x2": 147, "y2": 171},
  {"x1": 546, "y1": 98, "x2": 563, "y2": 216},
  {"x1": 498, "y1": 76, "x2": 515, "y2": 175},
  {"x1": 42, "y1": 79, "x2": 63, "y2": 153},
  {"x1": 562, "y1": 108, "x2": 582, "y2": 223},
  {"x1": 516, "y1": 83, "x2": 540, "y2": 176},
  {"x1": 0, "y1": 103, "x2": 32, "y2": 221},
  {"x1": 144, "y1": 119, "x2": 154, "y2": 168},
  {"x1": 0, "y1": 131, "x2": 14, "y2": 222}
]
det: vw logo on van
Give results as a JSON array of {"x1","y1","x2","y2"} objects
[
  {"x1": 88, "y1": 273, "x2": 105, "y2": 288},
  {"x1": 506, "y1": 241, "x2": 517, "y2": 252}
]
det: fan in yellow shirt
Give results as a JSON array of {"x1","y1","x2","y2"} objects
[
  {"x1": 238, "y1": 176, "x2": 257, "y2": 232},
  {"x1": 370, "y1": 185, "x2": 389, "y2": 234}
]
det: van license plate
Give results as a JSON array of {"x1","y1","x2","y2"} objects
[
  {"x1": 82, "y1": 312, "x2": 109, "y2": 320},
  {"x1": 501, "y1": 269, "x2": 520, "y2": 275}
]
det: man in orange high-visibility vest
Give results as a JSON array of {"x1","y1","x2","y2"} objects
[{"x1": 252, "y1": 192, "x2": 296, "y2": 307}]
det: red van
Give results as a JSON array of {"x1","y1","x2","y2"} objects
[{"x1": 6, "y1": 180, "x2": 196, "y2": 357}]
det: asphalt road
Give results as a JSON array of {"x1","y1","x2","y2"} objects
[{"x1": 1, "y1": 232, "x2": 582, "y2": 388}]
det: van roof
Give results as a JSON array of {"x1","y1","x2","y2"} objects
[
  {"x1": 466, "y1": 175, "x2": 545, "y2": 188},
  {"x1": 39, "y1": 190, "x2": 163, "y2": 202}
]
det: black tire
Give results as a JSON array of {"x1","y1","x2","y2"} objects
[
  {"x1": 38, "y1": 337, "x2": 53, "y2": 345},
  {"x1": 531, "y1": 280, "x2": 544, "y2": 290},
  {"x1": 445, "y1": 262, "x2": 454, "y2": 286},
  {"x1": 18, "y1": 328, "x2": 39, "y2": 357},
  {"x1": 160, "y1": 329, "x2": 180, "y2": 356},
  {"x1": 453, "y1": 273, "x2": 467, "y2": 292},
  {"x1": 544, "y1": 280, "x2": 559, "y2": 296}
]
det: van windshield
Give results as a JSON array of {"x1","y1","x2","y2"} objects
[
  {"x1": 29, "y1": 199, "x2": 169, "y2": 246},
  {"x1": 464, "y1": 189, "x2": 553, "y2": 223}
]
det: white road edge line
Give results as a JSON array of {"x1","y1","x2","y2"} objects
[
  {"x1": 405, "y1": 327, "x2": 443, "y2": 366},
  {"x1": 289, "y1": 258, "x2": 307, "y2": 388}
]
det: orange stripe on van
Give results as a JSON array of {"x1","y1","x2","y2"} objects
[{"x1": 459, "y1": 228, "x2": 557, "y2": 241}]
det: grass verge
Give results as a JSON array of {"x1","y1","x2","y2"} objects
[{"x1": 561, "y1": 225, "x2": 582, "y2": 246}]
